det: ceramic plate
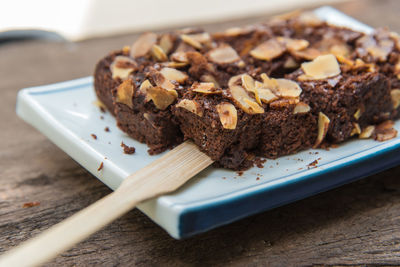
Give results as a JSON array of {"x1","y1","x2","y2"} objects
[{"x1": 16, "y1": 6, "x2": 400, "y2": 239}]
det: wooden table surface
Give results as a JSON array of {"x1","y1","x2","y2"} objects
[{"x1": 2, "y1": 0, "x2": 400, "y2": 265}]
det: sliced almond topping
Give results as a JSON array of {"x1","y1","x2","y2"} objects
[
  {"x1": 293, "y1": 102, "x2": 310, "y2": 114},
  {"x1": 255, "y1": 87, "x2": 278, "y2": 105},
  {"x1": 228, "y1": 74, "x2": 244, "y2": 87},
  {"x1": 291, "y1": 48, "x2": 322, "y2": 60},
  {"x1": 353, "y1": 108, "x2": 362, "y2": 120},
  {"x1": 175, "y1": 99, "x2": 203, "y2": 117},
  {"x1": 284, "y1": 57, "x2": 299, "y2": 69},
  {"x1": 260, "y1": 73, "x2": 279, "y2": 90},
  {"x1": 192, "y1": 82, "x2": 222, "y2": 94},
  {"x1": 170, "y1": 52, "x2": 189, "y2": 63},
  {"x1": 116, "y1": 79, "x2": 134, "y2": 108},
  {"x1": 359, "y1": 125, "x2": 375, "y2": 139},
  {"x1": 110, "y1": 56, "x2": 137, "y2": 80},
  {"x1": 130, "y1": 32, "x2": 157, "y2": 58},
  {"x1": 250, "y1": 39, "x2": 285, "y2": 61},
  {"x1": 181, "y1": 34, "x2": 203, "y2": 49},
  {"x1": 161, "y1": 62, "x2": 188, "y2": 68},
  {"x1": 146, "y1": 86, "x2": 177, "y2": 110},
  {"x1": 313, "y1": 112, "x2": 330, "y2": 148},
  {"x1": 275, "y1": 79, "x2": 302, "y2": 98},
  {"x1": 160, "y1": 67, "x2": 188, "y2": 84},
  {"x1": 122, "y1": 45, "x2": 130, "y2": 54},
  {"x1": 200, "y1": 74, "x2": 220, "y2": 88},
  {"x1": 329, "y1": 44, "x2": 351, "y2": 58},
  {"x1": 241, "y1": 74, "x2": 256, "y2": 93},
  {"x1": 159, "y1": 34, "x2": 174, "y2": 54},
  {"x1": 350, "y1": 123, "x2": 361, "y2": 136},
  {"x1": 229, "y1": 85, "x2": 264, "y2": 114},
  {"x1": 152, "y1": 72, "x2": 177, "y2": 93},
  {"x1": 207, "y1": 45, "x2": 240, "y2": 64},
  {"x1": 301, "y1": 54, "x2": 341, "y2": 80},
  {"x1": 151, "y1": 44, "x2": 168, "y2": 61},
  {"x1": 375, "y1": 120, "x2": 397, "y2": 141},
  {"x1": 216, "y1": 103, "x2": 238, "y2": 129},
  {"x1": 139, "y1": 79, "x2": 153, "y2": 94},
  {"x1": 277, "y1": 37, "x2": 309, "y2": 51},
  {"x1": 297, "y1": 12, "x2": 323, "y2": 26},
  {"x1": 270, "y1": 98, "x2": 299, "y2": 109},
  {"x1": 391, "y1": 89, "x2": 400, "y2": 109}
]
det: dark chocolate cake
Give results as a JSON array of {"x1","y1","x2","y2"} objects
[{"x1": 94, "y1": 11, "x2": 399, "y2": 170}]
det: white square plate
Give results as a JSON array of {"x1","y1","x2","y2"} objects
[{"x1": 16, "y1": 7, "x2": 400, "y2": 239}]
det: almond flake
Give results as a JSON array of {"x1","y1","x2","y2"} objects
[
  {"x1": 151, "y1": 44, "x2": 168, "y2": 61},
  {"x1": 200, "y1": 74, "x2": 220, "y2": 88},
  {"x1": 391, "y1": 89, "x2": 400, "y2": 109},
  {"x1": 116, "y1": 79, "x2": 134, "y2": 108},
  {"x1": 216, "y1": 102, "x2": 238, "y2": 129},
  {"x1": 139, "y1": 79, "x2": 153, "y2": 94},
  {"x1": 152, "y1": 72, "x2": 177, "y2": 93},
  {"x1": 277, "y1": 37, "x2": 309, "y2": 51},
  {"x1": 207, "y1": 45, "x2": 240, "y2": 64},
  {"x1": 350, "y1": 123, "x2": 361, "y2": 136},
  {"x1": 241, "y1": 74, "x2": 256, "y2": 93},
  {"x1": 250, "y1": 39, "x2": 285, "y2": 61},
  {"x1": 353, "y1": 108, "x2": 362, "y2": 120},
  {"x1": 181, "y1": 34, "x2": 203, "y2": 49},
  {"x1": 293, "y1": 102, "x2": 310, "y2": 114},
  {"x1": 170, "y1": 52, "x2": 189, "y2": 63},
  {"x1": 291, "y1": 48, "x2": 322, "y2": 60},
  {"x1": 160, "y1": 67, "x2": 188, "y2": 83},
  {"x1": 255, "y1": 86, "x2": 278, "y2": 105},
  {"x1": 359, "y1": 125, "x2": 375, "y2": 139},
  {"x1": 176, "y1": 99, "x2": 203, "y2": 117},
  {"x1": 130, "y1": 32, "x2": 157, "y2": 58},
  {"x1": 301, "y1": 54, "x2": 341, "y2": 80},
  {"x1": 161, "y1": 62, "x2": 188, "y2": 68},
  {"x1": 146, "y1": 86, "x2": 177, "y2": 110},
  {"x1": 229, "y1": 85, "x2": 264, "y2": 114},
  {"x1": 228, "y1": 74, "x2": 245, "y2": 87},
  {"x1": 275, "y1": 79, "x2": 302, "y2": 98},
  {"x1": 159, "y1": 34, "x2": 174, "y2": 54},
  {"x1": 110, "y1": 56, "x2": 137, "y2": 80},
  {"x1": 313, "y1": 112, "x2": 330, "y2": 148},
  {"x1": 192, "y1": 82, "x2": 222, "y2": 94}
]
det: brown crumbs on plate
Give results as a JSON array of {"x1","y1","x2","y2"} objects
[
  {"x1": 100, "y1": 116, "x2": 104, "y2": 120},
  {"x1": 91, "y1": 134, "x2": 97, "y2": 140},
  {"x1": 97, "y1": 162, "x2": 104, "y2": 171},
  {"x1": 256, "y1": 177, "x2": 260, "y2": 181},
  {"x1": 104, "y1": 127, "x2": 110, "y2": 132},
  {"x1": 121, "y1": 142, "x2": 136, "y2": 154},
  {"x1": 237, "y1": 171, "x2": 244, "y2": 176},
  {"x1": 254, "y1": 157, "x2": 267, "y2": 168},
  {"x1": 22, "y1": 202, "x2": 40, "y2": 208},
  {"x1": 100, "y1": 106, "x2": 106, "y2": 113},
  {"x1": 307, "y1": 159, "x2": 318, "y2": 168}
]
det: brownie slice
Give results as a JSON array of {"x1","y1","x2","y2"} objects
[{"x1": 93, "y1": 11, "x2": 399, "y2": 170}]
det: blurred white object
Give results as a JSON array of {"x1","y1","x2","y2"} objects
[{"x1": 0, "y1": 0, "x2": 347, "y2": 41}]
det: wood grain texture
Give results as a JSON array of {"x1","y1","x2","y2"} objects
[{"x1": 1, "y1": 0, "x2": 400, "y2": 266}]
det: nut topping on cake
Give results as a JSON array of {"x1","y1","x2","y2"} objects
[
  {"x1": 180, "y1": 34, "x2": 203, "y2": 49},
  {"x1": 300, "y1": 54, "x2": 341, "y2": 80},
  {"x1": 192, "y1": 82, "x2": 222, "y2": 94},
  {"x1": 254, "y1": 81, "x2": 278, "y2": 105},
  {"x1": 293, "y1": 102, "x2": 311, "y2": 114},
  {"x1": 152, "y1": 71, "x2": 177, "y2": 92},
  {"x1": 116, "y1": 79, "x2": 134, "y2": 108},
  {"x1": 275, "y1": 79, "x2": 302, "y2": 98},
  {"x1": 139, "y1": 79, "x2": 153, "y2": 94},
  {"x1": 159, "y1": 34, "x2": 174, "y2": 54},
  {"x1": 130, "y1": 32, "x2": 157, "y2": 58},
  {"x1": 374, "y1": 120, "x2": 397, "y2": 141},
  {"x1": 200, "y1": 74, "x2": 220, "y2": 87},
  {"x1": 390, "y1": 89, "x2": 400, "y2": 109},
  {"x1": 350, "y1": 122, "x2": 361, "y2": 136},
  {"x1": 277, "y1": 37, "x2": 309, "y2": 51},
  {"x1": 160, "y1": 67, "x2": 188, "y2": 83},
  {"x1": 216, "y1": 102, "x2": 238, "y2": 129},
  {"x1": 170, "y1": 52, "x2": 189, "y2": 63},
  {"x1": 207, "y1": 45, "x2": 240, "y2": 64},
  {"x1": 110, "y1": 56, "x2": 137, "y2": 80},
  {"x1": 241, "y1": 74, "x2": 256, "y2": 93},
  {"x1": 176, "y1": 99, "x2": 203, "y2": 117},
  {"x1": 228, "y1": 85, "x2": 264, "y2": 114},
  {"x1": 313, "y1": 112, "x2": 330, "y2": 148},
  {"x1": 359, "y1": 125, "x2": 375, "y2": 139},
  {"x1": 151, "y1": 44, "x2": 168, "y2": 61},
  {"x1": 146, "y1": 86, "x2": 177, "y2": 110},
  {"x1": 250, "y1": 39, "x2": 285, "y2": 61}
]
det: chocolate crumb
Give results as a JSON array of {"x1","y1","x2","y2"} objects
[
  {"x1": 22, "y1": 202, "x2": 40, "y2": 208},
  {"x1": 254, "y1": 157, "x2": 267, "y2": 168},
  {"x1": 104, "y1": 127, "x2": 110, "y2": 132},
  {"x1": 237, "y1": 171, "x2": 244, "y2": 176},
  {"x1": 97, "y1": 162, "x2": 104, "y2": 171},
  {"x1": 121, "y1": 142, "x2": 136, "y2": 154},
  {"x1": 91, "y1": 134, "x2": 97, "y2": 140},
  {"x1": 307, "y1": 159, "x2": 318, "y2": 168},
  {"x1": 256, "y1": 177, "x2": 260, "y2": 181},
  {"x1": 100, "y1": 106, "x2": 106, "y2": 113},
  {"x1": 100, "y1": 116, "x2": 104, "y2": 120}
]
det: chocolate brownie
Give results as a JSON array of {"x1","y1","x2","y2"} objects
[{"x1": 93, "y1": 11, "x2": 399, "y2": 170}]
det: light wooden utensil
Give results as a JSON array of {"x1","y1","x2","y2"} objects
[{"x1": 0, "y1": 141, "x2": 213, "y2": 267}]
